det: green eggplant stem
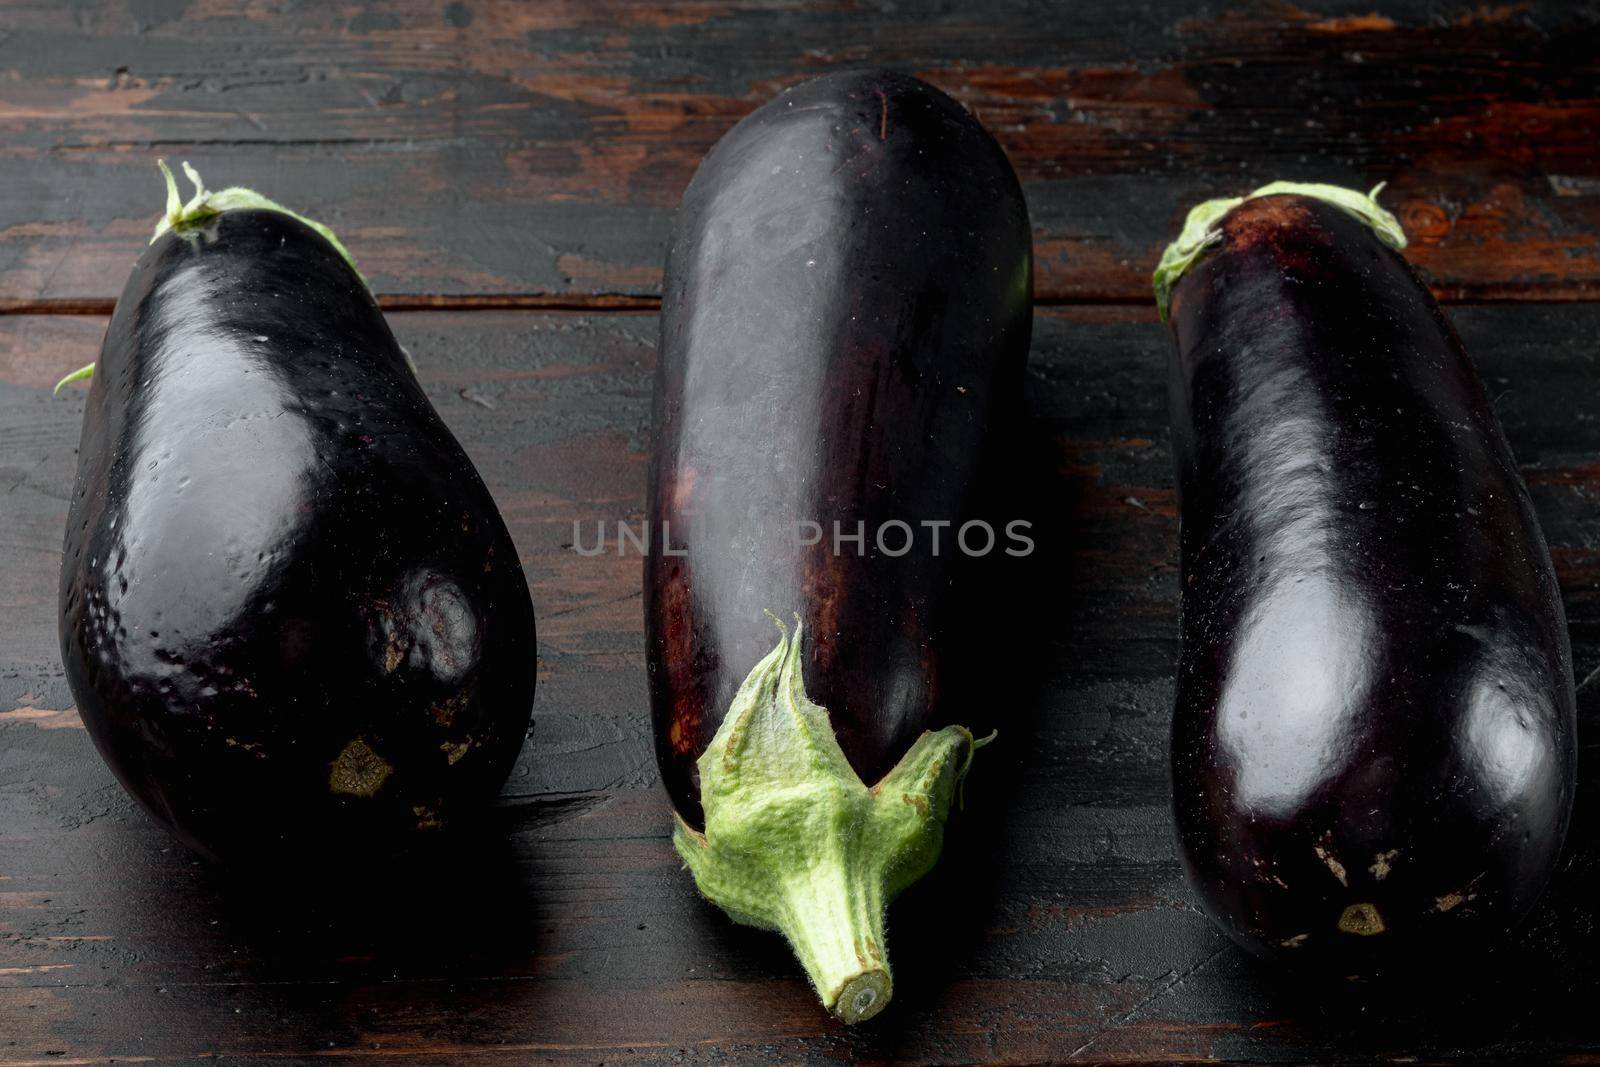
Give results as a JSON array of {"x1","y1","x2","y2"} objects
[
  {"x1": 150, "y1": 159, "x2": 361, "y2": 275},
  {"x1": 673, "y1": 614, "x2": 984, "y2": 1024}
]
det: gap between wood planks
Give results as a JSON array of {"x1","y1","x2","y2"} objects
[{"x1": 3, "y1": 290, "x2": 1598, "y2": 318}]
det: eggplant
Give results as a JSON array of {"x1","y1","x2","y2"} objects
[
  {"x1": 58, "y1": 163, "x2": 537, "y2": 862},
  {"x1": 646, "y1": 71, "x2": 1031, "y2": 1021},
  {"x1": 1155, "y1": 183, "x2": 1576, "y2": 974}
]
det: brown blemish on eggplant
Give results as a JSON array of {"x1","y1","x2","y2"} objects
[
  {"x1": 1435, "y1": 890, "x2": 1474, "y2": 912},
  {"x1": 1337, "y1": 903, "x2": 1385, "y2": 935},
  {"x1": 430, "y1": 690, "x2": 470, "y2": 728},
  {"x1": 366, "y1": 599, "x2": 410, "y2": 673},
  {"x1": 440, "y1": 739, "x2": 470, "y2": 765},
  {"x1": 329, "y1": 738, "x2": 393, "y2": 797},
  {"x1": 669, "y1": 686, "x2": 705, "y2": 756},
  {"x1": 801, "y1": 543, "x2": 850, "y2": 681},
  {"x1": 1219, "y1": 195, "x2": 1316, "y2": 252},
  {"x1": 654, "y1": 554, "x2": 705, "y2": 760},
  {"x1": 667, "y1": 715, "x2": 692, "y2": 756},
  {"x1": 1370, "y1": 849, "x2": 1400, "y2": 880},
  {"x1": 411, "y1": 805, "x2": 442, "y2": 831},
  {"x1": 1314, "y1": 838, "x2": 1349, "y2": 886},
  {"x1": 368, "y1": 600, "x2": 407, "y2": 673}
]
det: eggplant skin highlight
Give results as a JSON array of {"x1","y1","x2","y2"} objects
[
  {"x1": 1157, "y1": 183, "x2": 1576, "y2": 975},
  {"x1": 58, "y1": 163, "x2": 537, "y2": 863},
  {"x1": 646, "y1": 70, "x2": 1032, "y2": 1022}
]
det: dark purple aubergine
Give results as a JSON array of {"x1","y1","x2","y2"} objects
[
  {"x1": 58, "y1": 163, "x2": 537, "y2": 863},
  {"x1": 646, "y1": 71, "x2": 1031, "y2": 1021},
  {"x1": 1156, "y1": 183, "x2": 1576, "y2": 975}
]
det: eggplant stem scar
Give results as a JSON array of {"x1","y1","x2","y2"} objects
[
  {"x1": 329, "y1": 738, "x2": 393, "y2": 797},
  {"x1": 1337, "y1": 902, "x2": 1385, "y2": 935}
]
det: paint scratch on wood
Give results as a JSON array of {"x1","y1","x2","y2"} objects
[{"x1": 0, "y1": 705, "x2": 83, "y2": 729}]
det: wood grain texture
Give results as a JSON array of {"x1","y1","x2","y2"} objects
[
  {"x1": 5, "y1": 306, "x2": 1600, "y2": 1063},
  {"x1": 0, "y1": 0, "x2": 1597, "y2": 306}
]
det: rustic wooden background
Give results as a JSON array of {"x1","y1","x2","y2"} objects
[{"x1": 3, "y1": 1, "x2": 1600, "y2": 1062}]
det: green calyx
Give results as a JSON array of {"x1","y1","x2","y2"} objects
[
  {"x1": 673, "y1": 614, "x2": 987, "y2": 1024},
  {"x1": 151, "y1": 159, "x2": 361, "y2": 276},
  {"x1": 1152, "y1": 181, "x2": 1408, "y2": 322},
  {"x1": 54, "y1": 160, "x2": 365, "y2": 394},
  {"x1": 52, "y1": 362, "x2": 95, "y2": 395}
]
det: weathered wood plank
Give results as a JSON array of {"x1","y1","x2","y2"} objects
[
  {"x1": 0, "y1": 1, "x2": 1596, "y2": 305},
  {"x1": 4, "y1": 305, "x2": 1600, "y2": 1062}
]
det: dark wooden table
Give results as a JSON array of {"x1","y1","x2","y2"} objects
[{"x1": 4, "y1": 2, "x2": 1600, "y2": 1062}]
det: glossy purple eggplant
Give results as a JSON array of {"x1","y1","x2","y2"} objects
[
  {"x1": 646, "y1": 71, "x2": 1031, "y2": 1021},
  {"x1": 1156, "y1": 184, "x2": 1576, "y2": 975},
  {"x1": 59, "y1": 164, "x2": 537, "y2": 863}
]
